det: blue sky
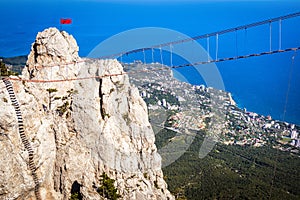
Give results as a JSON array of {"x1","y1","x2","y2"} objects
[
  {"x1": 0, "y1": 0, "x2": 299, "y2": 123},
  {"x1": 1, "y1": 0, "x2": 299, "y2": 56}
]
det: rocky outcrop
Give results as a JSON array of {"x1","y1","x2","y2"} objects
[
  {"x1": 0, "y1": 28, "x2": 174, "y2": 200},
  {"x1": 25, "y1": 27, "x2": 80, "y2": 79}
]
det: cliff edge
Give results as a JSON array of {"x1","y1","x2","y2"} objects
[{"x1": 0, "y1": 27, "x2": 174, "y2": 200}]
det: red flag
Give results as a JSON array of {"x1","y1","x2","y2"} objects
[{"x1": 60, "y1": 18, "x2": 72, "y2": 24}]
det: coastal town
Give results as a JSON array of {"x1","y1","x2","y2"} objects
[
  {"x1": 125, "y1": 62, "x2": 300, "y2": 155},
  {"x1": 2, "y1": 57, "x2": 299, "y2": 154}
]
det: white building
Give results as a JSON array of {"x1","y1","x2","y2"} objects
[
  {"x1": 296, "y1": 139, "x2": 300, "y2": 148},
  {"x1": 141, "y1": 91, "x2": 147, "y2": 97},
  {"x1": 162, "y1": 99, "x2": 167, "y2": 107},
  {"x1": 291, "y1": 130, "x2": 298, "y2": 139},
  {"x1": 157, "y1": 100, "x2": 162, "y2": 106}
]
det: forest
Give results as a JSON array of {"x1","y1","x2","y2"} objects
[{"x1": 156, "y1": 129, "x2": 300, "y2": 200}]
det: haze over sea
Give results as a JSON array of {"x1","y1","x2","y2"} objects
[{"x1": 0, "y1": 0, "x2": 300, "y2": 125}]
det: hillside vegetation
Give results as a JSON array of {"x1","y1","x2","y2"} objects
[{"x1": 157, "y1": 130, "x2": 300, "y2": 200}]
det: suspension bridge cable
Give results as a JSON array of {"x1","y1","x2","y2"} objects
[
  {"x1": 152, "y1": 48, "x2": 154, "y2": 63},
  {"x1": 279, "y1": 19, "x2": 282, "y2": 50},
  {"x1": 207, "y1": 36, "x2": 210, "y2": 61},
  {"x1": 235, "y1": 29, "x2": 238, "y2": 57},
  {"x1": 244, "y1": 28, "x2": 248, "y2": 55},
  {"x1": 143, "y1": 48, "x2": 146, "y2": 64},
  {"x1": 172, "y1": 46, "x2": 300, "y2": 69},
  {"x1": 269, "y1": 22, "x2": 272, "y2": 52},
  {"x1": 98, "y1": 12, "x2": 300, "y2": 59},
  {"x1": 160, "y1": 46, "x2": 164, "y2": 67},
  {"x1": 5, "y1": 46, "x2": 300, "y2": 83}
]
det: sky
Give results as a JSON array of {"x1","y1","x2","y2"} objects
[
  {"x1": 1, "y1": 0, "x2": 300, "y2": 56},
  {"x1": 0, "y1": 0, "x2": 299, "y2": 124}
]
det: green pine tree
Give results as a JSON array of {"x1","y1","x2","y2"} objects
[
  {"x1": 97, "y1": 172, "x2": 121, "y2": 200},
  {"x1": 0, "y1": 60, "x2": 8, "y2": 76},
  {"x1": 0, "y1": 60, "x2": 18, "y2": 76}
]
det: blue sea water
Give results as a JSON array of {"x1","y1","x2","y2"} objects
[{"x1": 0, "y1": 0, "x2": 300, "y2": 125}]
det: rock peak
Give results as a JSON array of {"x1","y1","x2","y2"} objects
[{"x1": 25, "y1": 27, "x2": 80, "y2": 78}]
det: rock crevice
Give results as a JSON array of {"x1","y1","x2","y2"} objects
[{"x1": 99, "y1": 78, "x2": 105, "y2": 120}]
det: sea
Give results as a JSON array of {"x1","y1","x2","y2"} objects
[{"x1": 0, "y1": 0, "x2": 300, "y2": 125}]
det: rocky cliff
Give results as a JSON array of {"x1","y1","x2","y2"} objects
[{"x1": 0, "y1": 27, "x2": 174, "y2": 200}]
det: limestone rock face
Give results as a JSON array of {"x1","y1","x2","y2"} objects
[
  {"x1": 25, "y1": 27, "x2": 80, "y2": 79},
  {"x1": 0, "y1": 28, "x2": 174, "y2": 200}
]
